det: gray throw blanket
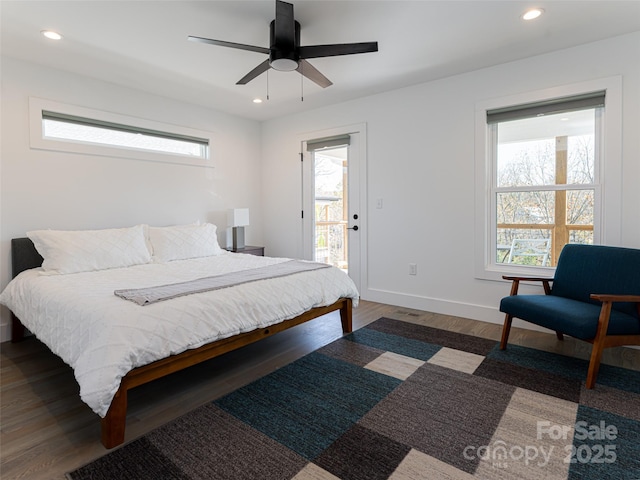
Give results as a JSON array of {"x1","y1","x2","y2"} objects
[{"x1": 114, "y1": 260, "x2": 331, "y2": 306}]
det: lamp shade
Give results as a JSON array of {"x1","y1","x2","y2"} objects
[{"x1": 228, "y1": 208, "x2": 250, "y2": 227}]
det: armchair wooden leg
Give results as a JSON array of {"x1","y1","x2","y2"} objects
[
  {"x1": 586, "y1": 339, "x2": 606, "y2": 389},
  {"x1": 585, "y1": 300, "x2": 613, "y2": 389},
  {"x1": 500, "y1": 314, "x2": 513, "y2": 350}
]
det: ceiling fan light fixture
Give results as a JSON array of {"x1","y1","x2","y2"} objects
[
  {"x1": 522, "y1": 8, "x2": 544, "y2": 20},
  {"x1": 271, "y1": 58, "x2": 298, "y2": 72}
]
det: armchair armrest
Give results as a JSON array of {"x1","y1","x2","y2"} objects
[
  {"x1": 590, "y1": 294, "x2": 640, "y2": 302},
  {"x1": 502, "y1": 276, "x2": 554, "y2": 282},
  {"x1": 502, "y1": 275, "x2": 553, "y2": 295}
]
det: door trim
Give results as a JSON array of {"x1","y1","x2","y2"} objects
[{"x1": 299, "y1": 123, "x2": 367, "y2": 295}]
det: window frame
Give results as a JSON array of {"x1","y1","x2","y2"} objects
[
  {"x1": 489, "y1": 109, "x2": 602, "y2": 267},
  {"x1": 474, "y1": 77, "x2": 622, "y2": 282},
  {"x1": 29, "y1": 97, "x2": 213, "y2": 167}
]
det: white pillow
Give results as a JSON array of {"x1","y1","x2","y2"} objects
[
  {"x1": 27, "y1": 225, "x2": 152, "y2": 274},
  {"x1": 148, "y1": 223, "x2": 223, "y2": 262}
]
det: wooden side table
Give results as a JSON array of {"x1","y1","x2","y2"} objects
[{"x1": 225, "y1": 245, "x2": 265, "y2": 256}]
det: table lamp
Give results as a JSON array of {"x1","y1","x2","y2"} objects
[{"x1": 228, "y1": 208, "x2": 250, "y2": 250}]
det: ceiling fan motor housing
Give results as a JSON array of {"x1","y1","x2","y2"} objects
[{"x1": 269, "y1": 19, "x2": 300, "y2": 71}]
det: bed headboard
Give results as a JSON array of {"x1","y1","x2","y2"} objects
[{"x1": 11, "y1": 238, "x2": 43, "y2": 278}]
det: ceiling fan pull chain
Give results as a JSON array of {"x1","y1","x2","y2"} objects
[
  {"x1": 267, "y1": 69, "x2": 270, "y2": 101},
  {"x1": 300, "y1": 62, "x2": 304, "y2": 102}
]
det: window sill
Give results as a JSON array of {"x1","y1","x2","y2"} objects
[{"x1": 475, "y1": 263, "x2": 555, "y2": 283}]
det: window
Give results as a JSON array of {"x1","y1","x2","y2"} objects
[
  {"x1": 489, "y1": 92, "x2": 604, "y2": 267},
  {"x1": 474, "y1": 78, "x2": 623, "y2": 281},
  {"x1": 30, "y1": 98, "x2": 212, "y2": 167},
  {"x1": 306, "y1": 135, "x2": 351, "y2": 270},
  {"x1": 42, "y1": 111, "x2": 208, "y2": 158}
]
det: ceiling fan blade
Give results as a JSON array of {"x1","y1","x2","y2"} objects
[
  {"x1": 297, "y1": 60, "x2": 333, "y2": 88},
  {"x1": 298, "y1": 42, "x2": 378, "y2": 59},
  {"x1": 274, "y1": 0, "x2": 295, "y2": 47},
  {"x1": 188, "y1": 35, "x2": 269, "y2": 55},
  {"x1": 236, "y1": 59, "x2": 271, "y2": 85}
]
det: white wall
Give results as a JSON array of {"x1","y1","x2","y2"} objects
[
  {"x1": 2, "y1": 32, "x2": 639, "y2": 342},
  {"x1": 261, "y1": 32, "x2": 640, "y2": 326},
  {"x1": 0, "y1": 57, "x2": 263, "y2": 341}
]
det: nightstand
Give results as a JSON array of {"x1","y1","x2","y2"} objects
[{"x1": 225, "y1": 245, "x2": 265, "y2": 256}]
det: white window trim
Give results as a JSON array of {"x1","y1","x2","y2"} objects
[
  {"x1": 29, "y1": 97, "x2": 214, "y2": 168},
  {"x1": 474, "y1": 76, "x2": 622, "y2": 282}
]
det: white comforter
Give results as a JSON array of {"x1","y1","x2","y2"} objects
[{"x1": 0, "y1": 252, "x2": 359, "y2": 417}]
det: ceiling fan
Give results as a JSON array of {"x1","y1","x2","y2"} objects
[{"x1": 188, "y1": 0, "x2": 378, "y2": 88}]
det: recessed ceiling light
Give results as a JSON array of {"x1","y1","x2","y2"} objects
[
  {"x1": 41, "y1": 30, "x2": 63, "y2": 40},
  {"x1": 253, "y1": 98, "x2": 263, "y2": 104},
  {"x1": 522, "y1": 8, "x2": 544, "y2": 21}
]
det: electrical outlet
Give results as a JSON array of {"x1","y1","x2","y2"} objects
[
  {"x1": 409, "y1": 263, "x2": 417, "y2": 275},
  {"x1": 376, "y1": 198, "x2": 383, "y2": 209}
]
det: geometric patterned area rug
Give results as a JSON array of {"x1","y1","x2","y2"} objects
[{"x1": 67, "y1": 317, "x2": 640, "y2": 480}]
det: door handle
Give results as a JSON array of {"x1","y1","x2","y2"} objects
[{"x1": 348, "y1": 225, "x2": 359, "y2": 231}]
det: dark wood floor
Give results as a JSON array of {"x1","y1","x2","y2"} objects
[{"x1": 1, "y1": 300, "x2": 639, "y2": 480}]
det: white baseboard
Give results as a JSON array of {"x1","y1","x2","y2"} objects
[
  {"x1": 361, "y1": 287, "x2": 640, "y2": 350},
  {"x1": 363, "y1": 287, "x2": 506, "y2": 326}
]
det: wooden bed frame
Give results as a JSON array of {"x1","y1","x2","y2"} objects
[{"x1": 9, "y1": 238, "x2": 353, "y2": 449}]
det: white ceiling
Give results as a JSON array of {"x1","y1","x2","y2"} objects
[{"x1": 2, "y1": 1, "x2": 639, "y2": 122}]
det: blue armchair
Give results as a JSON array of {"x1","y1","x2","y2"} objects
[{"x1": 499, "y1": 244, "x2": 640, "y2": 388}]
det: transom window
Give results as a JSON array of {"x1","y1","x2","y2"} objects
[
  {"x1": 29, "y1": 97, "x2": 213, "y2": 167},
  {"x1": 42, "y1": 111, "x2": 208, "y2": 158}
]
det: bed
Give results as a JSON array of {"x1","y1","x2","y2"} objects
[{"x1": 0, "y1": 224, "x2": 358, "y2": 448}]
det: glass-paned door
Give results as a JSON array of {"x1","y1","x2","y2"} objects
[
  {"x1": 313, "y1": 147, "x2": 349, "y2": 272},
  {"x1": 302, "y1": 128, "x2": 363, "y2": 293}
]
